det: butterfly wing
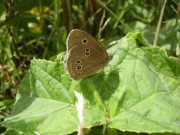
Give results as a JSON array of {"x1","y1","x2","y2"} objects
[
  {"x1": 66, "y1": 29, "x2": 106, "y2": 53},
  {"x1": 66, "y1": 45, "x2": 108, "y2": 80},
  {"x1": 65, "y1": 29, "x2": 108, "y2": 80}
]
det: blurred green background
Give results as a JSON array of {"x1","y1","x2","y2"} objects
[{"x1": 0, "y1": 0, "x2": 179, "y2": 134}]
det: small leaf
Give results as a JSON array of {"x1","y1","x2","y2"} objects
[
  {"x1": 0, "y1": 100, "x2": 15, "y2": 106},
  {"x1": 0, "y1": 3, "x2": 6, "y2": 22}
]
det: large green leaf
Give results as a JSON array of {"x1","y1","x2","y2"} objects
[{"x1": 2, "y1": 32, "x2": 180, "y2": 134}]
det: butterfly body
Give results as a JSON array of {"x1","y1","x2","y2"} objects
[{"x1": 65, "y1": 29, "x2": 108, "y2": 80}]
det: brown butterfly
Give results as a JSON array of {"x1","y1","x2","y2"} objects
[{"x1": 65, "y1": 29, "x2": 108, "y2": 80}]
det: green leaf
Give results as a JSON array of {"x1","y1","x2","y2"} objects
[
  {"x1": 0, "y1": 100, "x2": 15, "y2": 106},
  {"x1": 0, "y1": 3, "x2": 6, "y2": 22},
  {"x1": 13, "y1": 0, "x2": 38, "y2": 12},
  {"x1": 2, "y1": 32, "x2": 180, "y2": 134}
]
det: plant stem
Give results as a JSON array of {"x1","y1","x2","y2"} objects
[
  {"x1": 62, "y1": 0, "x2": 73, "y2": 33},
  {"x1": 96, "y1": 0, "x2": 131, "y2": 31},
  {"x1": 153, "y1": 0, "x2": 167, "y2": 47},
  {"x1": 169, "y1": 2, "x2": 180, "y2": 56}
]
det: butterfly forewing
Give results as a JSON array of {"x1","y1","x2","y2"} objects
[{"x1": 66, "y1": 29, "x2": 106, "y2": 52}]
